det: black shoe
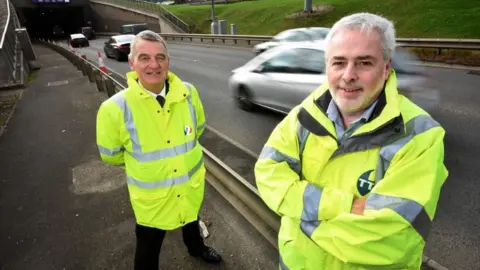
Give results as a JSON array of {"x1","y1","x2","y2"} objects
[{"x1": 189, "y1": 246, "x2": 222, "y2": 263}]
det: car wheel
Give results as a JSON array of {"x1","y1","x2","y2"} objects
[{"x1": 236, "y1": 86, "x2": 254, "y2": 111}]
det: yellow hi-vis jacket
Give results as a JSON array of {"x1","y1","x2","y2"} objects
[
  {"x1": 254, "y1": 70, "x2": 448, "y2": 270},
  {"x1": 96, "y1": 71, "x2": 206, "y2": 230}
]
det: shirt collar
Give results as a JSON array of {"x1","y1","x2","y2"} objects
[
  {"x1": 138, "y1": 80, "x2": 166, "y2": 98},
  {"x1": 326, "y1": 99, "x2": 379, "y2": 127}
]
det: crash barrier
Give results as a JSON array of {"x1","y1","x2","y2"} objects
[
  {"x1": 95, "y1": 32, "x2": 480, "y2": 53},
  {"x1": 37, "y1": 39, "x2": 449, "y2": 270},
  {"x1": 0, "y1": 0, "x2": 30, "y2": 89}
]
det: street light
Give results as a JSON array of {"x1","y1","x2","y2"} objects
[
  {"x1": 304, "y1": 0, "x2": 312, "y2": 12},
  {"x1": 211, "y1": 0, "x2": 216, "y2": 22},
  {"x1": 210, "y1": 0, "x2": 218, "y2": 34}
]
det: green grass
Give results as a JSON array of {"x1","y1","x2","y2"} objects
[
  {"x1": 161, "y1": 0, "x2": 480, "y2": 38},
  {"x1": 27, "y1": 71, "x2": 38, "y2": 85}
]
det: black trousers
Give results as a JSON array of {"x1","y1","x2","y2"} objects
[{"x1": 134, "y1": 220, "x2": 206, "y2": 270}]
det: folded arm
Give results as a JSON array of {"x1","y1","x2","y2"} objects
[{"x1": 255, "y1": 107, "x2": 355, "y2": 222}]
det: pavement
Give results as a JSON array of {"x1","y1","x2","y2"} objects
[
  {"x1": 0, "y1": 45, "x2": 278, "y2": 270},
  {"x1": 63, "y1": 38, "x2": 480, "y2": 269}
]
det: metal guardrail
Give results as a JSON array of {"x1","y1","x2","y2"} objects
[
  {"x1": 95, "y1": 32, "x2": 480, "y2": 51},
  {"x1": 0, "y1": 0, "x2": 30, "y2": 89},
  {"x1": 160, "y1": 33, "x2": 270, "y2": 46},
  {"x1": 91, "y1": 0, "x2": 190, "y2": 33},
  {"x1": 160, "y1": 33, "x2": 480, "y2": 51},
  {"x1": 38, "y1": 39, "x2": 448, "y2": 270}
]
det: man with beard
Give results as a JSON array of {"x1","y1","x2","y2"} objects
[{"x1": 254, "y1": 13, "x2": 448, "y2": 269}]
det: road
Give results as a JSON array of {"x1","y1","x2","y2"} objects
[{"x1": 68, "y1": 38, "x2": 480, "y2": 269}]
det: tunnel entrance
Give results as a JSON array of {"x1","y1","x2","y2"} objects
[{"x1": 21, "y1": 6, "x2": 87, "y2": 40}]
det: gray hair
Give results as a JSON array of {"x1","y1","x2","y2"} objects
[
  {"x1": 128, "y1": 30, "x2": 169, "y2": 60},
  {"x1": 325, "y1": 13, "x2": 396, "y2": 61}
]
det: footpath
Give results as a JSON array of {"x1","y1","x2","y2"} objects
[{"x1": 0, "y1": 45, "x2": 277, "y2": 270}]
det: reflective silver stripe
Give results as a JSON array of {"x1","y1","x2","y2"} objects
[
  {"x1": 375, "y1": 114, "x2": 440, "y2": 181},
  {"x1": 111, "y1": 93, "x2": 142, "y2": 154},
  {"x1": 126, "y1": 157, "x2": 204, "y2": 189},
  {"x1": 296, "y1": 121, "x2": 310, "y2": 156},
  {"x1": 98, "y1": 145, "x2": 123, "y2": 156},
  {"x1": 131, "y1": 139, "x2": 196, "y2": 162},
  {"x1": 300, "y1": 183, "x2": 322, "y2": 237},
  {"x1": 259, "y1": 146, "x2": 301, "y2": 175},
  {"x1": 184, "y1": 82, "x2": 198, "y2": 138},
  {"x1": 279, "y1": 254, "x2": 289, "y2": 270},
  {"x1": 365, "y1": 193, "x2": 430, "y2": 240},
  {"x1": 301, "y1": 183, "x2": 321, "y2": 221},
  {"x1": 300, "y1": 220, "x2": 321, "y2": 238},
  {"x1": 110, "y1": 83, "x2": 199, "y2": 162}
]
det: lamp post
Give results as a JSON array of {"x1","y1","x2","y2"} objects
[
  {"x1": 211, "y1": 0, "x2": 216, "y2": 22},
  {"x1": 210, "y1": 0, "x2": 218, "y2": 34},
  {"x1": 304, "y1": 0, "x2": 312, "y2": 12}
]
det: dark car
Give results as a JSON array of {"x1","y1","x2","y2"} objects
[
  {"x1": 104, "y1": 34, "x2": 135, "y2": 61},
  {"x1": 52, "y1": 25, "x2": 65, "y2": 39},
  {"x1": 80, "y1": 26, "x2": 96, "y2": 40},
  {"x1": 69, "y1": 34, "x2": 89, "y2": 48},
  {"x1": 120, "y1": 23, "x2": 149, "y2": 35}
]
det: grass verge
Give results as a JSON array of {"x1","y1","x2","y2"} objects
[{"x1": 163, "y1": 0, "x2": 480, "y2": 38}]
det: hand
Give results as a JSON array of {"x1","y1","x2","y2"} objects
[{"x1": 351, "y1": 197, "x2": 366, "y2": 215}]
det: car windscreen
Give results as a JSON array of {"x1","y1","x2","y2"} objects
[
  {"x1": 115, "y1": 36, "x2": 134, "y2": 44},
  {"x1": 273, "y1": 30, "x2": 310, "y2": 41},
  {"x1": 308, "y1": 28, "x2": 330, "y2": 39}
]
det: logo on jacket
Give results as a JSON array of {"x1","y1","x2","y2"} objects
[
  {"x1": 357, "y1": 169, "x2": 375, "y2": 196},
  {"x1": 184, "y1": 125, "x2": 193, "y2": 136}
]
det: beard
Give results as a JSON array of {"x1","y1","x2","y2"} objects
[{"x1": 330, "y1": 79, "x2": 385, "y2": 114}]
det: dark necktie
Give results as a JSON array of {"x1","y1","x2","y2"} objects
[{"x1": 156, "y1": 95, "x2": 165, "y2": 107}]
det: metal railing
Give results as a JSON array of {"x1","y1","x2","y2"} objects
[
  {"x1": 160, "y1": 33, "x2": 480, "y2": 51},
  {"x1": 90, "y1": 0, "x2": 191, "y2": 33},
  {"x1": 95, "y1": 32, "x2": 480, "y2": 51},
  {"x1": 0, "y1": 0, "x2": 30, "y2": 89}
]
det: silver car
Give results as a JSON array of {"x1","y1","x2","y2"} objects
[
  {"x1": 252, "y1": 27, "x2": 330, "y2": 55},
  {"x1": 229, "y1": 42, "x2": 429, "y2": 114}
]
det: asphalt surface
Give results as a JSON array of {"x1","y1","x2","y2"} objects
[
  {"x1": 64, "y1": 38, "x2": 480, "y2": 269},
  {"x1": 0, "y1": 45, "x2": 278, "y2": 270}
]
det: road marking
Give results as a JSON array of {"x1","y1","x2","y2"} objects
[
  {"x1": 47, "y1": 80, "x2": 68, "y2": 86},
  {"x1": 170, "y1": 55, "x2": 219, "y2": 68}
]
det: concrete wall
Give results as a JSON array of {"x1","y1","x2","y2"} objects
[{"x1": 89, "y1": 0, "x2": 180, "y2": 34}]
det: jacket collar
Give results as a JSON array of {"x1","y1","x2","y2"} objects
[{"x1": 126, "y1": 71, "x2": 190, "y2": 103}]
